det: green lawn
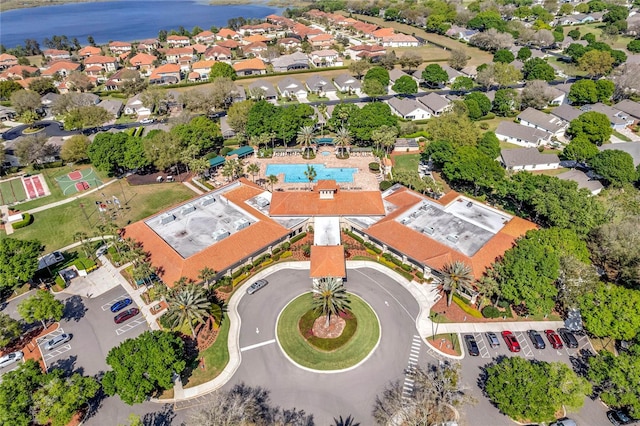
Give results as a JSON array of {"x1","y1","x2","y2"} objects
[
  {"x1": 183, "y1": 317, "x2": 230, "y2": 388},
  {"x1": 11, "y1": 181, "x2": 195, "y2": 252},
  {"x1": 612, "y1": 130, "x2": 632, "y2": 142},
  {"x1": 565, "y1": 23, "x2": 634, "y2": 51},
  {"x1": 0, "y1": 178, "x2": 27, "y2": 204},
  {"x1": 277, "y1": 293, "x2": 380, "y2": 370},
  {"x1": 393, "y1": 153, "x2": 421, "y2": 174}
]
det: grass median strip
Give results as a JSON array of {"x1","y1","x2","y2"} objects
[{"x1": 277, "y1": 292, "x2": 380, "y2": 370}]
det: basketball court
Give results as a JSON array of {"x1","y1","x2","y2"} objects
[{"x1": 55, "y1": 168, "x2": 103, "y2": 196}]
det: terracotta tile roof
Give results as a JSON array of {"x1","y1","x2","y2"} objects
[
  {"x1": 218, "y1": 28, "x2": 239, "y2": 38},
  {"x1": 167, "y1": 35, "x2": 189, "y2": 41},
  {"x1": 130, "y1": 53, "x2": 156, "y2": 66},
  {"x1": 167, "y1": 47, "x2": 194, "y2": 56},
  {"x1": 310, "y1": 33, "x2": 334, "y2": 42},
  {"x1": 373, "y1": 28, "x2": 395, "y2": 38},
  {"x1": 196, "y1": 30, "x2": 215, "y2": 38},
  {"x1": 243, "y1": 34, "x2": 270, "y2": 44},
  {"x1": 78, "y1": 46, "x2": 101, "y2": 56},
  {"x1": 310, "y1": 245, "x2": 346, "y2": 278},
  {"x1": 315, "y1": 180, "x2": 339, "y2": 191},
  {"x1": 217, "y1": 40, "x2": 239, "y2": 49},
  {"x1": 153, "y1": 63, "x2": 181, "y2": 74},
  {"x1": 124, "y1": 179, "x2": 289, "y2": 286},
  {"x1": 269, "y1": 190, "x2": 385, "y2": 216},
  {"x1": 366, "y1": 187, "x2": 537, "y2": 279},
  {"x1": 192, "y1": 44, "x2": 208, "y2": 54},
  {"x1": 84, "y1": 55, "x2": 118, "y2": 65},
  {"x1": 44, "y1": 49, "x2": 69, "y2": 56},
  {"x1": 41, "y1": 61, "x2": 81, "y2": 76},
  {"x1": 192, "y1": 60, "x2": 216, "y2": 70},
  {"x1": 233, "y1": 58, "x2": 266, "y2": 72},
  {"x1": 109, "y1": 41, "x2": 131, "y2": 47}
]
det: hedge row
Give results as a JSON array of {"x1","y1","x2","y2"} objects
[
  {"x1": 482, "y1": 305, "x2": 501, "y2": 318},
  {"x1": 289, "y1": 232, "x2": 307, "y2": 244},
  {"x1": 12, "y1": 213, "x2": 33, "y2": 229},
  {"x1": 452, "y1": 295, "x2": 483, "y2": 318}
]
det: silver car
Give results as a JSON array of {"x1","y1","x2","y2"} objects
[
  {"x1": 0, "y1": 351, "x2": 23, "y2": 368},
  {"x1": 246, "y1": 279, "x2": 268, "y2": 295},
  {"x1": 44, "y1": 333, "x2": 71, "y2": 350},
  {"x1": 485, "y1": 332, "x2": 500, "y2": 348}
]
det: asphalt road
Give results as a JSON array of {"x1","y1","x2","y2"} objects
[
  {"x1": 1, "y1": 120, "x2": 144, "y2": 141},
  {"x1": 218, "y1": 267, "x2": 427, "y2": 425}
]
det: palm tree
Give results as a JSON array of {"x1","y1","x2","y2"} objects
[
  {"x1": 246, "y1": 163, "x2": 260, "y2": 183},
  {"x1": 165, "y1": 285, "x2": 210, "y2": 338},
  {"x1": 334, "y1": 126, "x2": 351, "y2": 158},
  {"x1": 297, "y1": 125, "x2": 315, "y2": 158},
  {"x1": 198, "y1": 266, "x2": 216, "y2": 287},
  {"x1": 312, "y1": 277, "x2": 351, "y2": 328},
  {"x1": 73, "y1": 232, "x2": 93, "y2": 259},
  {"x1": 267, "y1": 174, "x2": 278, "y2": 192},
  {"x1": 333, "y1": 415, "x2": 360, "y2": 426},
  {"x1": 133, "y1": 261, "x2": 155, "y2": 287},
  {"x1": 304, "y1": 165, "x2": 317, "y2": 189},
  {"x1": 441, "y1": 261, "x2": 473, "y2": 306}
]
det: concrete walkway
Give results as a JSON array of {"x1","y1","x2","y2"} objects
[
  {"x1": 182, "y1": 180, "x2": 204, "y2": 195},
  {"x1": 0, "y1": 205, "x2": 14, "y2": 235},
  {"x1": 25, "y1": 178, "x2": 118, "y2": 214}
]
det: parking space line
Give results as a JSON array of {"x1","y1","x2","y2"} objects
[
  {"x1": 37, "y1": 328, "x2": 65, "y2": 344},
  {"x1": 515, "y1": 332, "x2": 533, "y2": 357},
  {"x1": 43, "y1": 344, "x2": 72, "y2": 361},
  {"x1": 474, "y1": 333, "x2": 490, "y2": 358},
  {"x1": 101, "y1": 295, "x2": 129, "y2": 311},
  {"x1": 115, "y1": 317, "x2": 146, "y2": 335}
]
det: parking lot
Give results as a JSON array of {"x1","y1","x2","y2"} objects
[{"x1": 458, "y1": 328, "x2": 609, "y2": 426}]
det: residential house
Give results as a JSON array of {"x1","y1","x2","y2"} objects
[
  {"x1": 220, "y1": 115, "x2": 236, "y2": 139},
  {"x1": 84, "y1": 66, "x2": 104, "y2": 81},
  {"x1": 129, "y1": 53, "x2": 157, "y2": 75},
  {"x1": 292, "y1": 23, "x2": 323, "y2": 39},
  {"x1": 333, "y1": 73, "x2": 362, "y2": 95},
  {"x1": 387, "y1": 97, "x2": 432, "y2": 120},
  {"x1": 194, "y1": 30, "x2": 216, "y2": 44},
  {"x1": 599, "y1": 142, "x2": 640, "y2": 166},
  {"x1": 500, "y1": 148, "x2": 560, "y2": 171},
  {"x1": 277, "y1": 77, "x2": 307, "y2": 100},
  {"x1": 310, "y1": 49, "x2": 343, "y2": 67},
  {"x1": 192, "y1": 60, "x2": 216, "y2": 80},
  {"x1": 445, "y1": 26, "x2": 479, "y2": 42},
  {"x1": 309, "y1": 33, "x2": 335, "y2": 49},
  {"x1": 248, "y1": 79, "x2": 278, "y2": 101},
  {"x1": 216, "y1": 28, "x2": 240, "y2": 40},
  {"x1": 496, "y1": 121, "x2": 553, "y2": 147},
  {"x1": 77, "y1": 46, "x2": 101, "y2": 58},
  {"x1": 204, "y1": 45, "x2": 232, "y2": 63},
  {"x1": 517, "y1": 107, "x2": 568, "y2": 137},
  {"x1": 242, "y1": 35, "x2": 270, "y2": 45},
  {"x1": 137, "y1": 39, "x2": 160, "y2": 52},
  {"x1": 551, "y1": 103, "x2": 582, "y2": 123},
  {"x1": 613, "y1": 99, "x2": 640, "y2": 122},
  {"x1": 108, "y1": 41, "x2": 132, "y2": 54},
  {"x1": 98, "y1": 99, "x2": 123, "y2": 118},
  {"x1": 165, "y1": 47, "x2": 194, "y2": 64},
  {"x1": 217, "y1": 39, "x2": 240, "y2": 50},
  {"x1": 231, "y1": 84, "x2": 247, "y2": 103},
  {"x1": 460, "y1": 66, "x2": 478, "y2": 79},
  {"x1": 166, "y1": 35, "x2": 191, "y2": 47},
  {"x1": 0, "y1": 105, "x2": 17, "y2": 121},
  {"x1": 372, "y1": 28, "x2": 395, "y2": 43},
  {"x1": 546, "y1": 86, "x2": 566, "y2": 106},
  {"x1": 40, "y1": 92, "x2": 60, "y2": 108},
  {"x1": 580, "y1": 103, "x2": 633, "y2": 130},
  {"x1": 149, "y1": 63, "x2": 181, "y2": 85},
  {"x1": 0, "y1": 65, "x2": 39, "y2": 80},
  {"x1": 241, "y1": 42, "x2": 268, "y2": 59},
  {"x1": 240, "y1": 23, "x2": 279, "y2": 36},
  {"x1": 43, "y1": 49, "x2": 71, "y2": 60},
  {"x1": 346, "y1": 44, "x2": 386, "y2": 61},
  {"x1": 124, "y1": 93, "x2": 151, "y2": 116},
  {"x1": 441, "y1": 65, "x2": 463, "y2": 84},
  {"x1": 233, "y1": 58, "x2": 266, "y2": 76},
  {"x1": 416, "y1": 93, "x2": 451, "y2": 116},
  {"x1": 41, "y1": 61, "x2": 81, "y2": 78},
  {"x1": 191, "y1": 44, "x2": 208, "y2": 55},
  {"x1": 266, "y1": 14, "x2": 295, "y2": 28},
  {"x1": 84, "y1": 55, "x2": 119, "y2": 72},
  {"x1": 277, "y1": 38, "x2": 302, "y2": 51},
  {"x1": 306, "y1": 75, "x2": 337, "y2": 96},
  {"x1": 0, "y1": 54, "x2": 18, "y2": 70},
  {"x1": 557, "y1": 169, "x2": 603, "y2": 195},
  {"x1": 105, "y1": 69, "x2": 140, "y2": 91},
  {"x1": 389, "y1": 68, "x2": 411, "y2": 85},
  {"x1": 381, "y1": 34, "x2": 419, "y2": 48},
  {"x1": 271, "y1": 52, "x2": 309, "y2": 73}
]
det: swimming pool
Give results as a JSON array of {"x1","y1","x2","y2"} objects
[{"x1": 265, "y1": 164, "x2": 357, "y2": 183}]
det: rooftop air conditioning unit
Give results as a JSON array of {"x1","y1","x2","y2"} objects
[
  {"x1": 447, "y1": 234, "x2": 459, "y2": 243},
  {"x1": 212, "y1": 229, "x2": 230, "y2": 242},
  {"x1": 424, "y1": 227, "x2": 435, "y2": 235},
  {"x1": 201, "y1": 195, "x2": 216, "y2": 206},
  {"x1": 181, "y1": 203, "x2": 196, "y2": 215},
  {"x1": 160, "y1": 213, "x2": 175, "y2": 224}
]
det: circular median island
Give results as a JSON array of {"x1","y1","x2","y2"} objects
[{"x1": 276, "y1": 292, "x2": 380, "y2": 371}]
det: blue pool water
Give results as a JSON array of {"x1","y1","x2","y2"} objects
[{"x1": 266, "y1": 164, "x2": 357, "y2": 183}]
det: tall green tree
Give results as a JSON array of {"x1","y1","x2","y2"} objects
[
  {"x1": 0, "y1": 313, "x2": 22, "y2": 348},
  {"x1": 442, "y1": 146, "x2": 505, "y2": 195},
  {"x1": 102, "y1": 330, "x2": 186, "y2": 405},
  {"x1": 64, "y1": 105, "x2": 113, "y2": 130},
  {"x1": 348, "y1": 102, "x2": 397, "y2": 143},
  {"x1": 522, "y1": 58, "x2": 555, "y2": 81},
  {"x1": 209, "y1": 62, "x2": 237, "y2": 81},
  {"x1": 17, "y1": 290, "x2": 64, "y2": 328},
  {"x1": 441, "y1": 261, "x2": 473, "y2": 306},
  {"x1": 560, "y1": 136, "x2": 599, "y2": 162},
  {"x1": 567, "y1": 111, "x2": 612, "y2": 145},
  {"x1": 33, "y1": 371, "x2": 100, "y2": 426},
  {"x1": 426, "y1": 111, "x2": 480, "y2": 146},
  {"x1": 478, "y1": 131, "x2": 500, "y2": 159},
  {"x1": 0, "y1": 359, "x2": 45, "y2": 426},
  {"x1": 334, "y1": 126, "x2": 352, "y2": 157},
  {"x1": 391, "y1": 75, "x2": 418, "y2": 95},
  {"x1": 60, "y1": 134, "x2": 90, "y2": 163},
  {"x1": 165, "y1": 285, "x2": 211, "y2": 338},
  {"x1": 421, "y1": 64, "x2": 448, "y2": 88},
  {"x1": 590, "y1": 150, "x2": 638, "y2": 187},
  {"x1": 226, "y1": 99, "x2": 253, "y2": 134},
  {"x1": 0, "y1": 238, "x2": 42, "y2": 292},
  {"x1": 364, "y1": 66, "x2": 390, "y2": 87},
  {"x1": 579, "y1": 283, "x2": 640, "y2": 340},
  {"x1": 312, "y1": 277, "x2": 351, "y2": 327},
  {"x1": 568, "y1": 79, "x2": 598, "y2": 105},
  {"x1": 304, "y1": 164, "x2": 317, "y2": 188}
]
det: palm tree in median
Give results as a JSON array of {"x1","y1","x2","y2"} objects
[
  {"x1": 312, "y1": 277, "x2": 351, "y2": 328},
  {"x1": 297, "y1": 125, "x2": 315, "y2": 158},
  {"x1": 441, "y1": 261, "x2": 474, "y2": 307},
  {"x1": 246, "y1": 163, "x2": 260, "y2": 183},
  {"x1": 304, "y1": 164, "x2": 317, "y2": 189},
  {"x1": 267, "y1": 174, "x2": 278, "y2": 192},
  {"x1": 334, "y1": 126, "x2": 351, "y2": 158},
  {"x1": 165, "y1": 284, "x2": 211, "y2": 338}
]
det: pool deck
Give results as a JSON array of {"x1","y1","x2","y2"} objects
[{"x1": 210, "y1": 147, "x2": 382, "y2": 192}]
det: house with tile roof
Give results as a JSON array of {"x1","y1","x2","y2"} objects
[
  {"x1": 41, "y1": 61, "x2": 81, "y2": 78},
  {"x1": 233, "y1": 58, "x2": 266, "y2": 76},
  {"x1": 165, "y1": 47, "x2": 195, "y2": 64},
  {"x1": 77, "y1": 46, "x2": 102, "y2": 58},
  {"x1": 191, "y1": 60, "x2": 216, "y2": 80},
  {"x1": 43, "y1": 49, "x2": 71, "y2": 60},
  {"x1": 217, "y1": 28, "x2": 240, "y2": 40},
  {"x1": 108, "y1": 41, "x2": 132, "y2": 54},
  {"x1": 242, "y1": 34, "x2": 270, "y2": 45},
  {"x1": 309, "y1": 33, "x2": 335, "y2": 49},
  {"x1": 0, "y1": 65, "x2": 39, "y2": 81},
  {"x1": 166, "y1": 35, "x2": 191, "y2": 47},
  {"x1": 310, "y1": 49, "x2": 342, "y2": 67},
  {"x1": 84, "y1": 55, "x2": 119, "y2": 72},
  {"x1": 204, "y1": 45, "x2": 232, "y2": 63},
  {"x1": 0, "y1": 54, "x2": 18, "y2": 70},
  {"x1": 217, "y1": 39, "x2": 240, "y2": 49},
  {"x1": 345, "y1": 44, "x2": 386, "y2": 61},
  {"x1": 128, "y1": 53, "x2": 157, "y2": 75},
  {"x1": 194, "y1": 30, "x2": 216, "y2": 44},
  {"x1": 149, "y1": 63, "x2": 181, "y2": 85},
  {"x1": 137, "y1": 39, "x2": 160, "y2": 52},
  {"x1": 381, "y1": 34, "x2": 419, "y2": 47}
]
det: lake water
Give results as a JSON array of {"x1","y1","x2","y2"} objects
[{"x1": 0, "y1": 0, "x2": 281, "y2": 48}]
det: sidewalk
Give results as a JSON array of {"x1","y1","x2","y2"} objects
[
  {"x1": 24, "y1": 178, "x2": 118, "y2": 215},
  {"x1": 182, "y1": 180, "x2": 204, "y2": 195}
]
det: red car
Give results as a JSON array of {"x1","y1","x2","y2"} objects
[
  {"x1": 501, "y1": 331, "x2": 521, "y2": 352},
  {"x1": 545, "y1": 329, "x2": 564, "y2": 349},
  {"x1": 114, "y1": 308, "x2": 140, "y2": 324}
]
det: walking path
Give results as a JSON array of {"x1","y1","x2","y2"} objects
[
  {"x1": 156, "y1": 260, "x2": 567, "y2": 403},
  {"x1": 181, "y1": 180, "x2": 204, "y2": 195},
  {"x1": 24, "y1": 178, "x2": 118, "y2": 215},
  {"x1": 0, "y1": 205, "x2": 14, "y2": 235}
]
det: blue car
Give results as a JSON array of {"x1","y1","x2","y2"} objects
[{"x1": 110, "y1": 298, "x2": 133, "y2": 313}]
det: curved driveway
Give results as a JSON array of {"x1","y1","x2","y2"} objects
[{"x1": 224, "y1": 267, "x2": 427, "y2": 424}]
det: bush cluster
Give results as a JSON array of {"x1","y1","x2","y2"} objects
[
  {"x1": 289, "y1": 232, "x2": 307, "y2": 244},
  {"x1": 11, "y1": 213, "x2": 33, "y2": 229},
  {"x1": 482, "y1": 305, "x2": 501, "y2": 318}
]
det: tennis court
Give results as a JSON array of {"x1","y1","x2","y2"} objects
[
  {"x1": 55, "y1": 168, "x2": 103, "y2": 195},
  {"x1": 0, "y1": 177, "x2": 27, "y2": 205}
]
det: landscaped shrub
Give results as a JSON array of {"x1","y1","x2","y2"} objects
[
  {"x1": 272, "y1": 253, "x2": 281, "y2": 261},
  {"x1": 345, "y1": 229, "x2": 364, "y2": 244},
  {"x1": 281, "y1": 251, "x2": 292, "y2": 259},
  {"x1": 364, "y1": 242, "x2": 382, "y2": 254},
  {"x1": 379, "y1": 180, "x2": 393, "y2": 191},
  {"x1": 365, "y1": 248, "x2": 378, "y2": 256},
  {"x1": 400, "y1": 263, "x2": 412, "y2": 272},
  {"x1": 416, "y1": 271, "x2": 424, "y2": 280},
  {"x1": 231, "y1": 269, "x2": 245, "y2": 279},
  {"x1": 261, "y1": 259, "x2": 273, "y2": 267},
  {"x1": 497, "y1": 299, "x2": 510, "y2": 309},
  {"x1": 272, "y1": 247, "x2": 281, "y2": 255},
  {"x1": 55, "y1": 275, "x2": 66, "y2": 289},
  {"x1": 220, "y1": 147, "x2": 233, "y2": 156},
  {"x1": 11, "y1": 213, "x2": 33, "y2": 229},
  {"x1": 301, "y1": 243, "x2": 311, "y2": 257},
  {"x1": 281, "y1": 242, "x2": 291, "y2": 250},
  {"x1": 395, "y1": 267, "x2": 414, "y2": 281},
  {"x1": 453, "y1": 295, "x2": 483, "y2": 318},
  {"x1": 368, "y1": 162, "x2": 380, "y2": 171},
  {"x1": 482, "y1": 305, "x2": 501, "y2": 318},
  {"x1": 289, "y1": 232, "x2": 307, "y2": 244}
]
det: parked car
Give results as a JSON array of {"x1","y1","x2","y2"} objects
[
  {"x1": 95, "y1": 244, "x2": 108, "y2": 257},
  {"x1": 114, "y1": 308, "x2": 139, "y2": 324},
  {"x1": 527, "y1": 330, "x2": 546, "y2": 349},
  {"x1": 110, "y1": 298, "x2": 133, "y2": 313},
  {"x1": 557, "y1": 328, "x2": 579, "y2": 348},
  {"x1": 44, "y1": 333, "x2": 71, "y2": 350},
  {"x1": 140, "y1": 118, "x2": 154, "y2": 124},
  {"x1": 607, "y1": 410, "x2": 637, "y2": 425},
  {"x1": 502, "y1": 331, "x2": 521, "y2": 352},
  {"x1": 485, "y1": 332, "x2": 500, "y2": 348},
  {"x1": 0, "y1": 351, "x2": 23, "y2": 368},
  {"x1": 464, "y1": 334, "x2": 479, "y2": 356},
  {"x1": 549, "y1": 418, "x2": 577, "y2": 426},
  {"x1": 246, "y1": 279, "x2": 268, "y2": 295},
  {"x1": 545, "y1": 329, "x2": 564, "y2": 349}
]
